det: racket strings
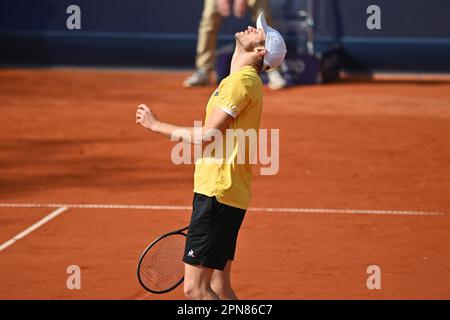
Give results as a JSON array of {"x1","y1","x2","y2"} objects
[{"x1": 139, "y1": 234, "x2": 186, "y2": 292}]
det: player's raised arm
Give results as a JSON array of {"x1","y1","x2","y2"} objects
[{"x1": 135, "y1": 103, "x2": 233, "y2": 145}]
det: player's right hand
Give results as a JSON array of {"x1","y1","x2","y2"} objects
[{"x1": 136, "y1": 104, "x2": 160, "y2": 132}]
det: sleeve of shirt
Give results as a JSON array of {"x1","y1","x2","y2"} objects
[{"x1": 217, "y1": 75, "x2": 251, "y2": 118}]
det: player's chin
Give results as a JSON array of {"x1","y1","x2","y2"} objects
[
  {"x1": 235, "y1": 31, "x2": 246, "y2": 39},
  {"x1": 235, "y1": 33, "x2": 246, "y2": 46}
]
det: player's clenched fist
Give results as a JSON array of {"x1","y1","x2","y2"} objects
[{"x1": 136, "y1": 104, "x2": 160, "y2": 132}]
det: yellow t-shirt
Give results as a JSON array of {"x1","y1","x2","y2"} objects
[{"x1": 193, "y1": 66, "x2": 263, "y2": 210}]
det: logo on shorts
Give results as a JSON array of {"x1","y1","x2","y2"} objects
[{"x1": 188, "y1": 249, "x2": 195, "y2": 258}]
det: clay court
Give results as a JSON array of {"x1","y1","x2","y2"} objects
[{"x1": 0, "y1": 68, "x2": 449, "y2": 299}]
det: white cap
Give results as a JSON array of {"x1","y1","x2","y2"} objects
[{"x1": 256, "y1": 13, "x2": 287, "y2": 70}]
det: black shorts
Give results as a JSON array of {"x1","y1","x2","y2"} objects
[{"x1": 183, "y1": 193, "x2": 246, "y2": 271}]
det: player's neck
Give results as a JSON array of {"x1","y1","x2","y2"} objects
[{"x1": 230, "y1": 45, "x2": 258, "y2": 74}]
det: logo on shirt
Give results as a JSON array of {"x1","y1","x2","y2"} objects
[{"x1": 188, "y1": 249, "x2": 195, "y2": 258}]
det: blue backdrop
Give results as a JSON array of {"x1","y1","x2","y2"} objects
[{"x1": 1, "y1": 0, "x2": 449, "y2": 72}]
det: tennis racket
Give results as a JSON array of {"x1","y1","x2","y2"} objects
[{"x1": 137, "y1": 226, "x2": 188, "y2": 294}]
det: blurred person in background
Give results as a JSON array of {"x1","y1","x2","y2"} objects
[{"x1": 184, "y1": 0, "x2": 287, "y2": 90}]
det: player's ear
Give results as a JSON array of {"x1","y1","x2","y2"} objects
[{"x1": 255, "y1": 47, "x2": 266, "y2": 58}]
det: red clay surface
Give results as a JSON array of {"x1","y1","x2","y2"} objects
[
  {"x1": 0, "y1": 68, "x2": 449, "y2": 299},
  {"x1": 0, "y1": 208, "x2": 54, "y2": 244}
]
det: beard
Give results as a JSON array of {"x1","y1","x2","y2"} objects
[
  {"x1": 235, "y1": 33, "x2": 254, "y2": 52},
  {"x1": 235, "y1": 32, "x2": 243, "y2": 44}
]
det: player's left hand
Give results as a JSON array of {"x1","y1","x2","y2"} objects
[{"x1": 136, "y1": 104, "x2": 160, "y2": 132}]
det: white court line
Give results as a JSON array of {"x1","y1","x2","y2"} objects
[
  {"x1": 0, "y1": 203, "x2": 445, "y2": 216},
  {"x1": 0, "y1": 206, "x2": 69, "y2": 252}
]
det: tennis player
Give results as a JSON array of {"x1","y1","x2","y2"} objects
[{"x1": 136, "y1": 13, "x2": 286, "y2": 300}]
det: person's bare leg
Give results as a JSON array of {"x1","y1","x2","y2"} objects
[
  {"x1": 184, "y1": 263, "x2": 219, "y2": 300},
  {"x1": 210, "y1": 260, "x2": 238, "y2": 300}
]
